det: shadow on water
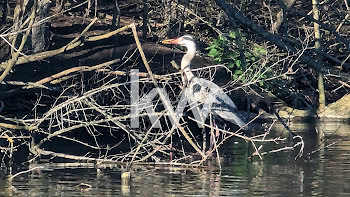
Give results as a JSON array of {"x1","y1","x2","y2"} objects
[{"x1": 1, "y1": 122, "x2": 350, "y2": 196}]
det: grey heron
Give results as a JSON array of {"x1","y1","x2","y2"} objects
[{"x1": 162, "y1": 35, "x2": 250, "y2": 131}]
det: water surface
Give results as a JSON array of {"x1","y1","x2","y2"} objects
[{"x1": 1, "y1": 126, "x2": 349, "y2": 196}]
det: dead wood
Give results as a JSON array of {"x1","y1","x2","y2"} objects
[
  {"x1": 0, "y1": 21, "x2": 134, "y2": 71},
  {"x1": 0, "y1": 0, "x2": 37, "y2": 83},
  {"x1": 0, "y1": 18, "x2": 97, "y2": 71},
  {"x1": 214, "y1": 0, "x2": 350, "y2": 82},
  {"x1": 1, "y1": 0, "x2": 325, "y2": 166},
  {"x1": 270, "y1": 0, "x2": 297, "y2": 33},
  {"x1": 34, "y1": 59, "x2": 121, "y2": 85},
  {"x1": 0, "y1": 122, "x2": 37, "y2": 130}
]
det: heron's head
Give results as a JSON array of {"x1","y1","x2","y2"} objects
[{"x1": 162, "y1": 35, "x2": 196, "y2": 50}]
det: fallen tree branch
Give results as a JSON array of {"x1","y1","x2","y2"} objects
[
  {"x1": 34, "y1": 59, "x2": 121, "y2": 85},
  {"x1": 33, "y1": 58, "x2": 170, "y2": 86},
  {"x1": 0, "y1": 122, "x2": 37, "y2": 130},
  {"x1": 0, "y1": 20, "x2": 134, "y2": 71},
  {"x1": 0, "y1": 18, "x2": 97, "y2": 71},
  {"x1": 30, "y1": 145, "x2": 202, "y2": 167},
  {"x1": 213, "y1": 0, "x2": 349, "y2": 77},
  {"x1": 0, "y1": 0, "x2": 37, "y2": 83},
  {"x1": 1, "y1": 80, "x2": 49, "y2": 89},
  {"x1": 280, "y1": 1, "x2": 350, "y2": 50},
  {"x1": 8, "y1": 166, "x2": 44, "y2": 181},
  {"x1": 30, "y1": 146, "x2": 124, "y2": 164}
]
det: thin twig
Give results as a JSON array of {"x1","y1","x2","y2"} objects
[{"x1": 8, "y1": 166, "x2": 44, "y2": 181}]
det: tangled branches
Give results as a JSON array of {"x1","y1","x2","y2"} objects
[
  {"x1": 25, "y1": 63, "x2": 303, "y2": 165},
  {"x1": 0, "y1": 23, "x2": 304, "y2": 167}
]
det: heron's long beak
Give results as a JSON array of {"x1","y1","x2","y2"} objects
[{"x1": 162, "y1": 38, "x2": 179, "y2": 44}]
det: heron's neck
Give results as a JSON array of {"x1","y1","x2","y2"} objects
[{"x1": 181, "y1": 44, "x2": 196, "y2": 81}]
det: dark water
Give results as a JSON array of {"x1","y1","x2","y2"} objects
[{"x1": 1, "y1": 126, "x2": 350, "y2": 196}]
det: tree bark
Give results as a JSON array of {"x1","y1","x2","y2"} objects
[
  {"x1": 312, "y1": 0, "x2": 326, "y2": 113},
  {"x1": 0, "y1": 0, "x2": 8, "y2": 26},
  {"x1": 112, "y1": 0, "x2": 120, "y2": 29},
  {"x1": 163, "y1": 0, "x2": 178, "y2": 37},
  {"x1": 0, "y1": 0, "x2": 37, "y2": 83},
  {"x1": 142, "y1": 0, "x2": 149, "y2": 39},
  {"x1": 271, "y1": 0, "x2": 296, "y2": 33},
  {"x1": 31, "y1": 0, "x2": 50, "y2": 53}
]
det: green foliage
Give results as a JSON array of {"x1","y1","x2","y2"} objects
[{"x1": 206, "y1": 31, "x2": 269, "y2": 86}]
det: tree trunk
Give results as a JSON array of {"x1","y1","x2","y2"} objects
[
  {"x1": 312, "y1": 0, "x2": 326, "y2": 113},
  {"x1": 163, "y1": 0, "x2": 178, "y2": 37},
  {"x1": 142, "y1": 0, "x2": 149, "y2": 39},
  {"x1": 112, "y1": 0, "x2": 120, "y2": 29},
  {"x1": 271, "y1": 0, "x2": 296, "y2": 33},
  {"x1": 0, "y1": 0, "x2": 8, "y2": 26},
  {"x1": 31, "y1": 0, "x2": 50, "y2": 53}
]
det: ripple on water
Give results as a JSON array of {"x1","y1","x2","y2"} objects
[{"x1": 1, "y1": 132, "x2": 350, "y2": 196}]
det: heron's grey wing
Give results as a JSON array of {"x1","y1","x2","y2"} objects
[
  {"x1": 197, "y1": 78, "x2": 249, "y2": 130},
  {"x1": 185, "y1": 78, "x2": 249, "y2": 130},
  {"x1": 212, "y1": 91, "x2": 249, "y2": 130}
]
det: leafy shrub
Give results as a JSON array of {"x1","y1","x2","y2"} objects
[{"x1": 206, "y1": 31, "x2": 268, "y2": 86}]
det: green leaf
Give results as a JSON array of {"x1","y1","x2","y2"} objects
[
  {"x1": 228, "y1": 31, "x2": 236, "y2": 39},
  {"x1": 205, "y1": 45, "x2": 213, "y2": 50},
  {"x1": 258, "y1": 47, "x2": 267, "y2": 54},
  {"x1": 235, "y1": 59, "x2": 242, "y2": 68},
  {"x1": 218, "y1": 34, "x2": 225, "y2": 41},
  {"x1": 227, "y1": 52, "x2": 238, "y2": 59},
  {"x1": 211, "y1": 42, "x2": 219, "y2": 49},
  {"x1": 215, "y1": 57, "x2": 222, "y2": 62},
  {"x1": 208, "y1": 48, "x2": 219, "y2": 58},
  {"x1": 228, "y1": 62, "x2": 234, "y2": 68},
  {"x1": 234, "y1": 70, "x2": 243, "y2": 75},
  {"x1": 252, "y1": 45, "x2": 267, "y2": 56}
]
